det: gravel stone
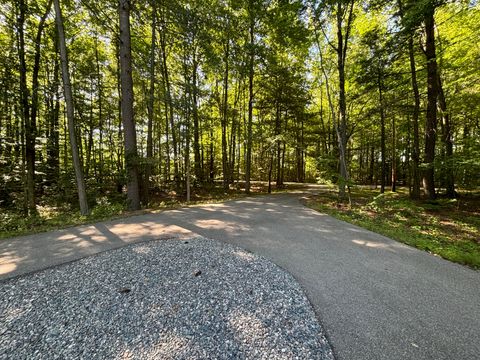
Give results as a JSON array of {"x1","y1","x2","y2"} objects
[{"x1": 0, "y1": 237, "x2": 333, "y2": 359}]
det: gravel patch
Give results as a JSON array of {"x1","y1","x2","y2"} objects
[{"x1": 0, "y1": 236, "x2": 333, "y2": 359}]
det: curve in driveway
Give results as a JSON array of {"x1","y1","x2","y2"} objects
[{"x1": 1, "y1": 190, "x2": 479, "y2": 360}]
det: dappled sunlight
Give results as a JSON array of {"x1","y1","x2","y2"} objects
[
  {"x1": 350, "y1": 239, "x2": 407, "y2": 253},
  {"x1": 192, "y1": 202, "x2": 228, "y2": 209},
  {"x1": 107, "y1": 222, "x2": 192, "y2": 240},
  {"x1": 132, "y1": 245, "x2": 152, "y2": 255},
  {"x1": 0, "y1": 251, "x2": 25, "y2": 275},
  {"x1": 57, "y1": 234, "x2": 78, "y2": 241},
  {"x1": 232, "y1": 249, "x2": 255, "y2": 262},
  {"x1": 0, "y1": 221, "x2": 194, "y2": 279},
  {"x1": 128, "y1": 333, "x2": 191, "y2": 359},
  {"x1": 352, "y1": 239, "x2": 390, "y2": 249},
  {"x1": 228, "y1": 310, "x2": 291, "y2": 360},
  {"x1": 194, "y1": 219, "x2": 249, "y2": 233},
  {"x1": 0, "y1": 262, "x2": 17, "y2": 275},
  {"x1": 229, "y1": 310, "x2": 269, "y2": 341}
]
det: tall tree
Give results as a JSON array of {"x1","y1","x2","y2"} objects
[
  {"x1": 422, "y1": 3, "x2": 439, "y2": 200},
  {"x1": 17, "y1": 0, "x2": 34, "y2": 214},
  {"x1": 119, "y1": 0, "x2": 140, "y2": 210},
  {"x1": 145, "y1": 1, "x2": 157, "y2": 205},
  {"x1": 245, "y1": 0, "x2": 256, "y2": 194},
  {"x1": 53, "y1": 0, "x2": 89, "y2": 215},
  {"x1": 397, "y1": 0, "x2": 421, "y2": 199}
]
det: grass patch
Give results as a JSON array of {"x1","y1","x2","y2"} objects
[{"x1": 304, "y1": 187, "x2": 480, "y2": 269}]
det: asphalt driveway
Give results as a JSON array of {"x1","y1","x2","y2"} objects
[{"x1": 1, "y1": 188, "x2": 479, "y2": 359}]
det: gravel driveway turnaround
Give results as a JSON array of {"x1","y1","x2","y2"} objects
[{"x1": 0, "y1": 236, "x2": 333, "y2": 360}]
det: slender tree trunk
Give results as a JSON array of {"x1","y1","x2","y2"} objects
[
  {"x1": 159, "y1": 20, "x2": 178, "y2": 185},
  {"x1": 275, "y1": 100, "x2": 281, "y2": 186},
  {"x1": 398, "y1": 0, "x2": 421, "y2": 199},
  {"x1": 221, "y1": 40, "x2": 230, "y2": 189},
  {"x1": 185, "y1": 94, "x2": 191, "y2": 203},
  {"x1": 335, "y1": 2, "x2": 353, "y2": 202},
  {"x1": 378, "y1": 75, "x2": 386, "y2": 194},
  {"x1": 145, "y1": 3, "x2": 156, "y2": 205},
  {"x1": 95, "y1": 37, "x2": 104, "y2": 185},
  {"x1": 209, "y1": 122, "x2": 215, "y2": 182},
  {"x1": 46, "y1": 55, "x2": 60, "y2": 186},
  {"x1": 268, "y1": 150, "x2": 273, "y2": 194},
  {"x1": 192, "y1": 50, "x2": 202, "y2": 184},
  {"x1": 409, "y1": 34, "x2": 421, "y2": 199},
  {"x1": 437, "y1": 76, "x2": 455, "y2": 198},
  {"x1": 245, "y1": 2, "x2": 254, "y2": 194},
  {"x1": 54, "y1": 0, "x2": 89, "y2": 215},
  {"x1": 17, "y1": 0, "x2": 36, "y2": 215},
  {"x1": 119, "y1": 0, "x2": 140, "y2": 210},
  {"x1": 391, "y1": 115, "x2": 397, "y2": 192},
  {"x1": 423, "y1": 10, "x2": 438, "y2": 200},
  {"x1": 369, "y1": 145, "x2": 375, "y2": 185},
  {"x1": 31, "y1": 0, "x2": 53, "y2": 194}
]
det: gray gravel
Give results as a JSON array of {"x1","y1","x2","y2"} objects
[{"x1": 0, "y1": 236, "x2": 333, "y2": 359}]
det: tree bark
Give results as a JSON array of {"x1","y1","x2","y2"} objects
[
  {"x1": 119, "y1": 0, "x2": 140, "y2": 210},
  {"x1": 437, "y1": 75, "x2": 455, "y2": 198},
  {"x1": 95, "y1": 36, "x2": 104, "y2": 185},
  {"x1": 423, "y1": 10, "x2": 438, "y2": 200},
  {"x1": 159, "y1": 12, "x2": 178, "y2": 185},
  {"x1": 245, "y1": 3, "x2": 254, "y2": 194},
  {"x1": 335, "y1": 1, "x2": 353, "y2": 202},
  {"x1": 409, "y1": 33, "x2": 421, "y2": 199},
  {"x1": 17, "y1": 0, "x2": 37, "y2": 215},
  {"x1": 221, "y1": 40, "x2": 230, "y2": 190},
  {"x1": 145, "y1": 3, "x2": 156, "y2": 205},
  {"x1": 54, "y1": 0, "x2": 89, "y2": 215},
  {"x1": 46, "y1": 54, "x2": 60, "y2": 186},
  {"x1": 391, "y1": 115, "x2": 397, "y2": 192},
  {"x1": 398, "y1": 0, "x2": 421, "y2": 199},
  {"x1": 192, "y1": 49, "x2": 202, "y2": 184},
  {"x1": 378, "y1": 74, "x2": 386, "y2": 194}
]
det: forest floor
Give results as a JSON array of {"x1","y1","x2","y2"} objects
[
  {"x1": 0, "y1": 182, "x2": 305, "y2": 240},
  {"x1": 304, "y1": 187, "x2": 480, "y2": 268}
]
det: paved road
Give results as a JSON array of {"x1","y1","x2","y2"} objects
[{"x1": 1, "y1": 189, "x2": 479, "y2": 360}]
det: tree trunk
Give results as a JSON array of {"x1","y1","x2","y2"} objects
[
  {"x1": 275, "y1": 101, "x2": 281, "y2": 186},
  {"x1": 268, "y1": 151, "x2": 273, "y2": 194},
  {"x1": 54, "y1": 0, "x2": 89, "y2": 215},
  {"x1": 159, "y1": 16, "x2": 178, "y2": 185},
  {"x1": 145, "y1": 3, "x2": 156, "y2": 205},
  {"x1": 398, "y1": 0, "x2": 421, "y2": 199},
  {"x1": 46, "y1": 54, "x2": 60, "y2": 186},
  {"x1": 245, "y1": 5, "x2": 254, "y2": 194},
  {"x1": 209, "y1": 122, "x2": 215, "y2": 182},
  {"x1": 369, "y1": 145, "x2": 375, "y2": 185},
  {"x1": 335, "y1": 2, "x2": 353, "y2": 202},
  {"x1": 17, "y1": 0, "x2": 36, "y2": 215},
  {"x1": 95, "y1": 36, "x2": 104, "y2": 185},
  {"x1": 437, "y1": 75, "x2": 455, "y2": 198},
  {"x1": 118, "y1": 0, "x2": 140, "y2": 210},
  {"x1": 192, "y1": 50, "x2": 202, "y2": 185},
  {"x1": 423, "y1": 10, "x2": 438, "y2": 200},
  {"x1": 409, "y1": 33, "x2": 421, "y2": 199},
  {"x1": 379, "y1": 75, "x2": 386, "y2": 194},
  {"x1": 391, "y1": 115, "x2": 397, "y2": 192},
  {"x1": 222, "y1": 40, "x2": 230, "y2": 190}
]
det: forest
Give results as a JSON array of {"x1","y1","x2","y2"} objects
[{"x1": 0, "y1": 0, "x2": 479, "y2": 221}]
